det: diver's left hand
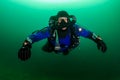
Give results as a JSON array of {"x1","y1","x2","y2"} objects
[{"x1": 96, "y1": 39, "x2": 107, "y2": 53}]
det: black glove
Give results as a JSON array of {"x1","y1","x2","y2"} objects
[
  {"x1": 96, "y1": 38, "x2": 107, "y2": 53},
  {"x1": 89, "y1": 33, "x2": 107, "y2": 53},
  {"x1": 18, "y1": 40, "x2": 32, "y2": 61}
]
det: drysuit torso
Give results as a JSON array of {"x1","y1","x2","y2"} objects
[{"x1": 27, "y1": 24, "x2": 92, "y2": 52}]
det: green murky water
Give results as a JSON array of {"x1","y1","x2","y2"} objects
[{"x1": 0, "y1": 0, "x2": 120, "y2": 80}]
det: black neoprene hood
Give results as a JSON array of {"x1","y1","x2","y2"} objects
[{"x1": 57, "y1": 10, "x2": 69, "y2": 18}]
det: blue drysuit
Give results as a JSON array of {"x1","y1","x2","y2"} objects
[{"x1": 27, "y1": 24, "x2": 93, "y2": 52}]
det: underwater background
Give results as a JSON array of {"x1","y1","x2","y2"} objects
[{"x1": 0, "y1": 0, "x2": 120, "y2": 80}]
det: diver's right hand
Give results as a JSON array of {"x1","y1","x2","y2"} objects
[{"x1": 18, "y1": 40, "x2": 32, "y2": 61}]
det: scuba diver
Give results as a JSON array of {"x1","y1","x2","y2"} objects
[{"x1": 18, "y1": 10, "x2": 107, "y2": 61}]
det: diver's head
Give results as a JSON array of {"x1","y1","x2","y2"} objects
[
  {"x1": 49, "y1": 11, "x2": 76, "y2": 30},
  {"x1": 56, "y1": 11, "x2": 70, "y2": 30}
]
